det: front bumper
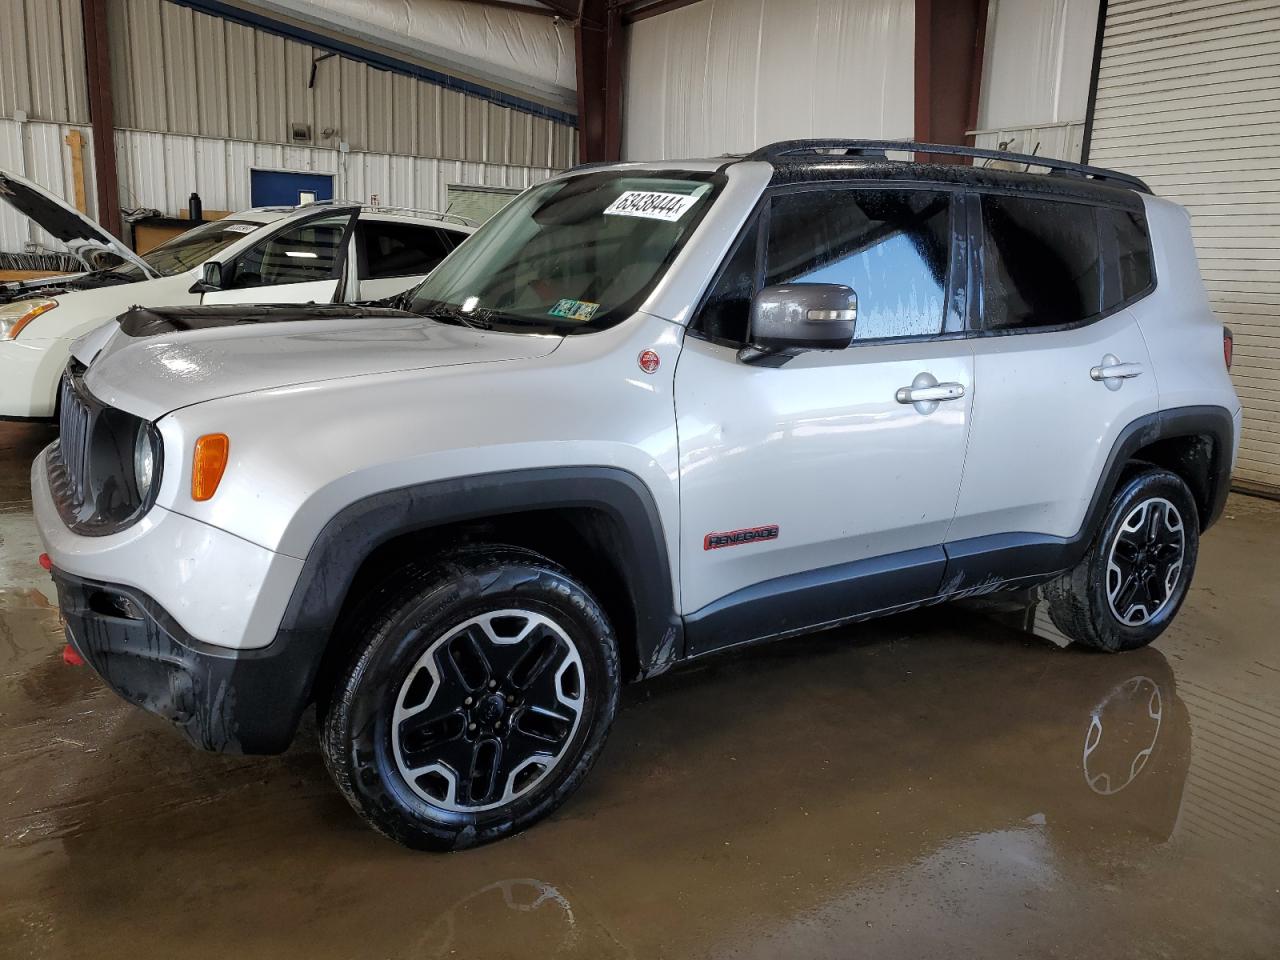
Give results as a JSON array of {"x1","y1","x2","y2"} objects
[
  {"x1": 33, "y1": 443, "x2": 315, "y2": 754},
  {"x1": 0, "y1": 336, "x2": 68, "y2": 418},
  {"x1": 54, "y1": 569, "x2": 311, "y2": 753},
  {"x1": 31, "y1": 445, "x2": 305, "y2": 651}
]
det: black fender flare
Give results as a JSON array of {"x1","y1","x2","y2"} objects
[
  {"x1": 272, "y1": 466, "x2": 681, "y2": 707},
  {"x1": 1081, "y1": 404, "x2": 1235, "y2": 541},
  {"x1": 941, "y1": 404, "x2": 1236, "y2": 591}
]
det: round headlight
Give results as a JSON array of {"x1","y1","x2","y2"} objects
[{"x1": 134, "y1": 426, "x2": 156, "y2": 498}]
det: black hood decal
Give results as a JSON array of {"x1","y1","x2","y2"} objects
[{"x1": 117, "y1": 303, "x2": 419, "y2": 338}]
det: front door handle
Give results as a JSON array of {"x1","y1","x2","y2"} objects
[
  {"x1": 896, "y1": 372, "x2": 965, "y2": 414},
  {"x1": 895, "y1": 382, "x2": 966, "y2": 404},
  {"x1": 1090, "y1": 353, "x2": 1144, "y2": 390}
]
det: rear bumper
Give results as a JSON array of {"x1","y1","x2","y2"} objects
[{"x1": 53, "y1": 569, "x2": 310, "y2": 753}]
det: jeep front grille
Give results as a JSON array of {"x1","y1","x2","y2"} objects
[
  {"x1": 48, "y1": 362, "x2": 159, "y2": 536},
  {"x1": 55, "y1": 363, "x2": 92, "y2": 509}
]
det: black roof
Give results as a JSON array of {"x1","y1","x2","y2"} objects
[{"x1": 736, "y1": 139, "x2": 1150, "y2": 209}]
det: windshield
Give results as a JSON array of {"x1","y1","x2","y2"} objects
[
  {"x1": 110, "y1": 219, "x2": 262, "y2": 279},
  {"x1": 406, "y1": 171, "x2": 720, "y2": 333}
]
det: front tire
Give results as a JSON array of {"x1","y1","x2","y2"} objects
[
  {"x1": 321, "y1": 546, "x2": 620, "y2": 850},
  {"x1": 1042, "y1": 467, "x2": 1199, "y2": 652}
]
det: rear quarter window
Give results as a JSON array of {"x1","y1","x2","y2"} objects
[
  {"x1": 979, "y1": 195, "x2": 1102, "y2": 331},
  {"x1": 1109, "y1": 207, "x2": 1155, "y2": 303}
]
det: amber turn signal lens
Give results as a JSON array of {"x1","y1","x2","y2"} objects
[{"x1": 191, "y1": 433, "x2": 230, "y2": 501}]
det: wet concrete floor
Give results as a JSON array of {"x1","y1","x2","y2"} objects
[{"x1": 1, "y1": 420, "x2": 1277, "y2": 959}]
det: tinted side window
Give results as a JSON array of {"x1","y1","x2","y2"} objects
[
  {"x1": 232, "y1": 215, "x2": 349, "y2": 288},
  {"x1": 696, "y1": 221, "x2": 759, "y2": 345},
  {"x1": 1112, "y1": 208, "x2": 1155, "y2": 302},
  {"x1": 765, "y1": 189, "x2": 951, "y2": 340},
  {"x1": 980, "y1": 196, "x2": 1101, "y2": 330},
  {"x1": 362, "y1": 222, "x2": 456, "y2": 279}
]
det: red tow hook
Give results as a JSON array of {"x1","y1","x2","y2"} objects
[{"x1": 38, "y1": 553, "x2": 52, "y2": 572}]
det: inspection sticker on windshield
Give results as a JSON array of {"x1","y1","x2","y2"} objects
[
  {"x1": 549, "y1": 298, "x2": 600, "y2": 322},
  {"x1": 604, "y1": 191, "x2": 698, "y2": 222}
]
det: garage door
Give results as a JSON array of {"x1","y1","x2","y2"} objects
[{"x1": 1088, "y1": 0, "x2": 1280, "y2": 493}]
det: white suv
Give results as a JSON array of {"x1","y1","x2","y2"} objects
[
  {"x1": 31, "y1": 140, "x2": 1241, "y2": 850},
  {"x1": 0, "y1": 169, "x2": 473, "y2": 419}
]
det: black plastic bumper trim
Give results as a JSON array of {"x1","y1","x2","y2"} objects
[{"x1": 52, "y1": 569, "x2": 309, "y2": 754}]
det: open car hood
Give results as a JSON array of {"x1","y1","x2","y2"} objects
[
  {"x1": 0, "y1": 169, "x2": 156, "y2": 277},
  {"x1": 73, "y1": 304, "x2": 563, "y2": 421}
]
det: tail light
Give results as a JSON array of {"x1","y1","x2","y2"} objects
[{"x1": 1223, "y1": 326, "x2": 1234, "y2": 370}]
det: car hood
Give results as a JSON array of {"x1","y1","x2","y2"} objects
[
  {"x1": 75, "y1": 305, "x2": 564, "y2": 421},
  {"x1": 0, "y1": 168, "x2": 156, "y2": 277}
]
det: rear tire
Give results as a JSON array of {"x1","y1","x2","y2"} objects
[
  {"x1": 321, "y1": 545, "x2": 620, "y2": 850},
  {"x1": 1042, "y1": 467, "x2": 1199, "y2": 652}
]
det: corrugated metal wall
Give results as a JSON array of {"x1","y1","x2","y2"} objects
[
  {"x1": 0, "y1": 0, "x2": 576, "y2": 254},
  {"x1": 971, "y1": 121, "x2": 1086, "y2": 163},
  {"x1": 975, "y1": 0, "x2": 1098, "y2": 139},
  {"x1": 113, "y1": 129, "x2": 558, "y2": 217},
  {"x1": 107, "y1": 0, "x2": 576, "y2": 168},
  {"x1": 0, "y1": 118, "x2": 99, "y2": 256},
  {"x1": 1089, "y1": 0, "x2": 1280, "y2": 492},
  {"x1": 0, "y1": 0, "x2": 90, "y2": 124},
  {"x1": 623, "y1": 0, "x2": 915, "y2": 160}
]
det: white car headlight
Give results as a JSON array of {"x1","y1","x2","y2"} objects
[
  {"x1": 0, "y1": 298, "x2": 57, "y2": 339},
  {"x1": 134, "y1": 424, "x2": 158, "y2": 499}
]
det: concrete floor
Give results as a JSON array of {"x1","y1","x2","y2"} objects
[{"x1": 1, "y1": 420, "x2": 1277, "y2": 959}]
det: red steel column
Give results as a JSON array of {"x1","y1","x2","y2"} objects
[{"x1": 80, "y1": 0, "x2": 123, "y2": 238}]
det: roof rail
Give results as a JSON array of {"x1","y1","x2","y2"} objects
[{"x1": 743, "y1": 139, "x2": 1151, "y2": 194}]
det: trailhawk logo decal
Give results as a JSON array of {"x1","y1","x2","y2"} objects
[{"x1": 703, "y1": 525, "x2": 780, "y2": 551}]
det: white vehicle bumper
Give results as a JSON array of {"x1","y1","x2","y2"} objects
[
  {"x1": 0, "y1": 337, "x2": 68, "y2": 418},
  {"x1": 31, "y1": 445, "x2": 303, "y2": 651},
  {"x1": 32, "y1": 445, "x2": 315, "y2": 753}
]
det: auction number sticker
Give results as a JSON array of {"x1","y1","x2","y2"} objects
[
  {"x1": 604, "y1": 191, "x2": 698, "y2": 222},
  {"x1": 223, "y1": 223, "x2": 258, "y2": 234}
]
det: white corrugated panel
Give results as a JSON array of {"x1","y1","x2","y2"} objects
[
  {"x1": 446, "y1": 185, "x2": 519, "y2": 224},
  {"x1": 0, "y1": 0, "x2": 90, "y2": 124},
  {"x1": 977, "y1": 0, "x2": 1100, "y2": 133},
  {"x1": 1090, "y1": 0, "x2": 1280, "y2": 491},
  {"x1": 112, "y1": 128, "x2": 556, "y2": 218},
  {"x1": 623, "y1": 0, "x2": 914, "y2": 160},
  {"x1": 244, "y1": 0, "x2": 577, "y2": 111},
  {"x1": 970, "y1": 121, "x2": 1086, "y2": 162},
  {"x1": 0, "y1": 118, "x2": 97, "y2": 257},
  {"x1": 108, "y1": 0, "x2": 577, "y2": 167}
]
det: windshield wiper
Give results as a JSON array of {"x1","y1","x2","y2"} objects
[
  {"x1": 416, "y1": 301, "x2": 584, "y2": 335},
  {"x1": 419, "y1": 304, "x2": 494, "y2": 330}
]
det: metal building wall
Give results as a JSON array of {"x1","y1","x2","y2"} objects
[
  {"x1": 1089, "y1": 0, "x2": 1280, "y2": 493},
  {"x1": 970, "y1": 0, "x2": 1098, "y2": 161},
  {"x1": 0, "y1": 118, "x2": 98, "y2": 258},
  {"x1": 0, "y1": 0, "x2": 90, "y2": 124},
  {"x1": 106, "y1": 0, "x2": 577, "y2": 168},
  {"x1": 113, "y1": 129, "x2": 559, "y2": 217},
  {"x1": 622, "y1": 0, "x2": 915, "y2": 161}
]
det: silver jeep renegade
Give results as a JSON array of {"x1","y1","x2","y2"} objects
[{"x1": 33, "y1": 140, "x2": 1241, "y2": 849}]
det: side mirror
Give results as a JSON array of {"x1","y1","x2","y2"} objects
[
  {"x1": 189, "y1": 260, "x2": 223, "y2": 294},
  {"x1": 739, "y1": 283, "x2": 857, "y2": 364}
]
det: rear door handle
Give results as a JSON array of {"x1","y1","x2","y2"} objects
[
  {"x1": 1090, "y1": 354, "x2": 1144, "y2": 382},
  {"x1": 896, "y1": 381, "x2": 966, "y2": 404}
]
